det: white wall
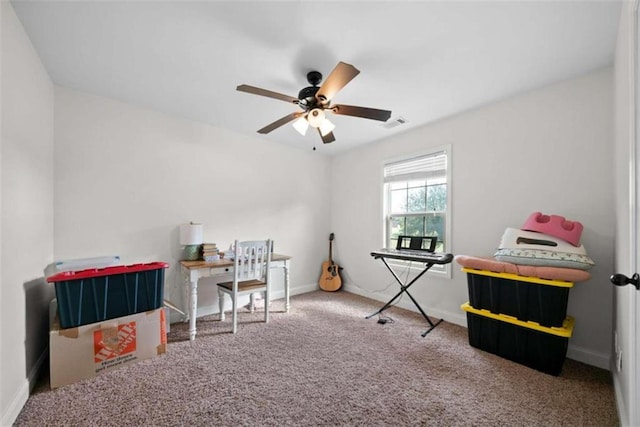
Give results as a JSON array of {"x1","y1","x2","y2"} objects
[
  {"x1": 331, "y1": 68, "x2": 614, "y2": 369},
  {"x1": 54, "y1": 87, "x2": 330, "y2": 316},
  {"x1": 1, "y1": 2, "x2": 55, "y2": 425}
]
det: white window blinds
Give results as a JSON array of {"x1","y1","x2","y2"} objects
[{"x1": 383, "y1": 150, "x2": 447, "y2": 183}]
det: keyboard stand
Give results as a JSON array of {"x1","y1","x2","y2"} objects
[{"x1": 367, "y1": 251, "x2": 453, "y2": 337}]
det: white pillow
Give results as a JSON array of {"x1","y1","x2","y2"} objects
[
  {"x1": 498, "y1": 228, "x2": 587, "y2": 255},
  {"x1": 494, "y1": 248, "x2": 595, "y2": 270}
]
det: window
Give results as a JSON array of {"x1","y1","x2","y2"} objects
[{"x1": 382, "y1": 146, "x2": 451, "y2": 273}]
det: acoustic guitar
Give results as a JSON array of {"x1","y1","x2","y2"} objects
[{"x1": 319, "y1": 233, "x2": 342, "y2": 291}]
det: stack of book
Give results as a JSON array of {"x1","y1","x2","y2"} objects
[{"x1": 201, "y1": 243, "x2": 219, "y2": 262}]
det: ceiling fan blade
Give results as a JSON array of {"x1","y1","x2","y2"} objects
[
  {"x1": 330, "y1": 104, "x2": 392, "y2": 122},
  {"x1": 318, "y1": 128, "x2": 336, "y2": 144},
  {"x1": 237, "y1": 84, "x2": 299, "y2": 104},
  {"x1": 257, "y1": 112, "x2": 303, "y2": 134},
  {"x1": 316, "y1": 62, "x2": 360, "y2": 104}
]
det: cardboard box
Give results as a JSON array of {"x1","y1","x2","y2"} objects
[{"x1": 50, "y1": 308, "x2": 167, "y2": 389}]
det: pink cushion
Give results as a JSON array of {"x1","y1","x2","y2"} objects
[
  {"x1": 454, "y1": 255, "x2": 591, "y2": 282},
  {"x1": 521, "y1": 212, "x2": 583, "y2": 246}
]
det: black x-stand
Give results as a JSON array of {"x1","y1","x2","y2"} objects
[{"x1": 367, "y1": 250, "x2": 453, "y2": 336}]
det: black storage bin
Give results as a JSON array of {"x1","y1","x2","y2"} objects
[
  {"x1": 461, "y1": 302, "x2": 573, "y2": 376},
  {"x1": 463, "y1": 268, "x2": 573, "y2": 327}
]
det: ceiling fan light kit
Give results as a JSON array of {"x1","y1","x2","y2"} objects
[
  {"x1": 307, "y1": 108, "x2": 326, "y2": 127},
  {"x1": 318, "y1": 118, "x2": 335, "y2": 137},
  {"x1": 292, "y1": 116, "x2": 309, "y2": 136},
  {"x1": 237, "y1": 61, "x2": 392, "y2": 145}
]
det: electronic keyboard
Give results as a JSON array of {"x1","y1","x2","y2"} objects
[{"x1": 370, "y1": 249, "x2": 453, "y2": 264}]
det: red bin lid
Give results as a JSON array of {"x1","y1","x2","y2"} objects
[{"x1": 46, "y1": 261, "x2": 169, "y2": 283}]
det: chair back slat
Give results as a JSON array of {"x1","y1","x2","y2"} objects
[
  {"x1": 215, "y1": 238, "x2": 273, "y2": 334},
  {"x1": 233, "y1": 239, "x2": 272, "y2": 285}
]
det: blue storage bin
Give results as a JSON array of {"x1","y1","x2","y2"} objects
[{"x1": 47, "y1": 262, "x2": 168, "y2": 329}]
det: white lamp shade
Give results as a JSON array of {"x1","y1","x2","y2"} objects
[
  {"x1": 307, "y1": 108, "x2": 326, "y2": 128},
  {"x1": 180, "y1": 223, "x2": 203, "y2": 245},
  {"x1": 319, "y1": 118, "x2": 335, "y2": 136},
  {"x1": 292, "y1": 116, "x2": 309, "y2": 135}
]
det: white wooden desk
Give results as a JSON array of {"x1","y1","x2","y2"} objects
[{"x1": 180, "y1": 253, "x2": 291, "y2": 340}]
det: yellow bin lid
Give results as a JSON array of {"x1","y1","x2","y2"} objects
[
  {"x1": 461, "y1": 302, "x2": 574, "y2": 337},
  {"x1": 462, "y1": 267, "x2": 574, "y2": 288}
]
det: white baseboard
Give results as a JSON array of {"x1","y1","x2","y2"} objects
[
  {"x1": 168, "y1": 283, "x2": 320, "y2": 323},
  {"x1": 343, "y1": 285, "x2": 467, "y2": 327},
  {"x1": 566, "y1": 343, "x2": 610, "y2": 370},
  {"x1": 1, "y1": 346, "x2": 49, "y2": 426},
  {"x1": 1, "y1": 378, "x2": 29, "y2": 426},
  {"x1": 289, "y1": 283, "x2": 319, "y2": 296},
  {"x1": 28, "y1": 348, "x2": 48, "y2": 390}
]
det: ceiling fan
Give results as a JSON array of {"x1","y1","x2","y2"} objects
[{"x1": 237, "y1": 61, "x2": 392, "y2": 144}]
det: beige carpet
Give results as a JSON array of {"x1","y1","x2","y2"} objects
[{"x1": 15, "y1": 291, "x2": 618, "y2": 426}]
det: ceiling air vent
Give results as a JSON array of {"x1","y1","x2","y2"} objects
[{"x1": 381, "y1": 116, "x2": 408, "y2": 129}]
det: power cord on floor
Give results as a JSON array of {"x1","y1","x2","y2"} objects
[
  {"x1": 377, "y1": 314, "x2": 395, "y2": 325},
  {"x1": 340, "y1": 261, "x2": 415, "y2": 324}
]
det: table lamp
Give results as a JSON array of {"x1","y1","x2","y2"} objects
[{"x1": 180, "y1": 222, "x2": 203, "y2": 261}]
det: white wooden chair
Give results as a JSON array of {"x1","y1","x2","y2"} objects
[{"x1": 217, "y1": 239, "x2": 272, "y2": 334}]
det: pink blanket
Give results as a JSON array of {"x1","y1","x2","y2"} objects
[{"x1": 454, "y1": 255, "x2": 591, "y2": 283}]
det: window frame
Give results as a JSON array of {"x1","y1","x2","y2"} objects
[{"x1": 381, "y1": 145, "x2": 452, "y2": 277}]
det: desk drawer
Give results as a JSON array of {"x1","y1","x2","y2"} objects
[{"x1": 209, "y1": 267, "x2": 231, "y2": 276}]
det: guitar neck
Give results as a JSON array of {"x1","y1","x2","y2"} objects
[
  {"x1": 329, "y1": 240, "x2": 333, "y2": 263},
  {"x1": 328, "y1": 233, "x2": 335, "y2": 264}
]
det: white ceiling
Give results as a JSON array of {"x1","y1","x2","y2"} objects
[{"x1": 11, "y1": 0, "x2": 622, "y2": 155}]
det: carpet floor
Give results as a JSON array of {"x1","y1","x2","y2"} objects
[{"x1": 14, "y1": 290, "x2": 618, "y2": 426}]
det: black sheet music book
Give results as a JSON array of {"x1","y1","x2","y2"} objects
[{"x1": 395, "y1": 235, "x2": 437, "y2": 252}]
